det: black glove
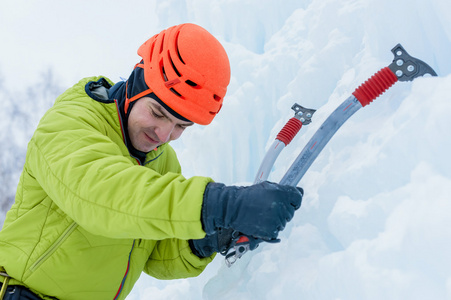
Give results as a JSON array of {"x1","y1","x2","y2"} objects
[
  {"x1": 190, "y1": 227, "x2": 235, "y2": 258},
  {"x1": 201, "y1": 181, "x2": 303, "y2": 240},
  {"x1": 190, "y1": 228, "x2": 265, "y2": 258}
]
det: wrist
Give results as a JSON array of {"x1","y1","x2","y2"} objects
[
  {"x1": 190, "y1": 227, "x2": 236, "y2": 258},
  {"x1": 201, "y1": 182, "x2": 227, "y2": 234},
  {"x1": 189, "y1": 238, "x2": 215, "y2": 258}
]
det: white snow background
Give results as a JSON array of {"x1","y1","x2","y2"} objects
[{"x1": 1, "y1": 0, "x2": 451, "y2": 299}]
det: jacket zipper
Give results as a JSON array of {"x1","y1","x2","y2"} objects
[
  {"x1": 113, "y1": 240, "x2": 135, "y2": 300},
  {"x1": 29, "y1": 222, "x2": 78, "y2": 272}
]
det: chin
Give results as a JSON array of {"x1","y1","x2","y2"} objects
[
  {"x1": 141, "y1": 144, "x2": 159, "y2": 153},
  {"x1": 140, "y1": 147, "x2": 154, "y2": 153}
]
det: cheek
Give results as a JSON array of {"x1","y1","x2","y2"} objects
[
  {"x1": 127, "y1": 116, "x2": 136, "y2": 136},
  {"x1": 129, "y1": 113, "x2": 151, "y2": 131},
  {"x1": 127, "y1": 112, "x2": 147, "y2": 141},
  {"x1": 170, "y1": 128, "x2": 185, "y2": 140}
]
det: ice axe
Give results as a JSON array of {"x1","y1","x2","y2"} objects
[{"x1": 224, "y1": 43, "x2": 437, "y2": 267}]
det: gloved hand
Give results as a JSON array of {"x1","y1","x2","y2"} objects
[
  {"x1": 190, "y1": 228, "x2": 265, "y2": 258},
  {"x1": 201, "y1": 181, "x2": 303, "y2": 240}
]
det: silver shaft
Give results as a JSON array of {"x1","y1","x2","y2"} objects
[
  {"x1": 280, "y1": 95, "x2": 363, "y2": 186},
  {"x1": 254, "y1": 140, "x2": 285, "y2": 184}
]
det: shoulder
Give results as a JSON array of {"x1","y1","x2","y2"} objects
[
  {"x1": 38, "y1": 76, "x2": 121, "y2": 136},
  {"x1": 55, "y1": 76, "x2": 115, "y2": 105}
]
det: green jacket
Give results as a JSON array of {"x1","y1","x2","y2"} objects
[{"x1": 0, "y1": 76, "x2": 214, "y2": 299}]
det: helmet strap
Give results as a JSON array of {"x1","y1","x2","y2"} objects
[{"x1": 124, "y1": 82, "x2": 153, "y2": 114}]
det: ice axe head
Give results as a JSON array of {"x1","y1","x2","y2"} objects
[{"x1": 388, "y1": 44, "x2": 437, "y2": 81}]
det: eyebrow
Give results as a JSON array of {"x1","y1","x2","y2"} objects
[{"x1": 151, "y1": 103, "x2": 194, "y2": 126}]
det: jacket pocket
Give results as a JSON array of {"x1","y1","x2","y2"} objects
[{"x1": 29, "y1": 222, "x2": 78, "y2": 272}]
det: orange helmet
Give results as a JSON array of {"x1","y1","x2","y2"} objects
[{"x1": 134, "y1": 23, "x2": 231, "y2": 125}]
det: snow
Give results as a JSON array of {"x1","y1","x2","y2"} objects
[{"x1": 1, "y1": 0, "x2": 451, "y2": 299}]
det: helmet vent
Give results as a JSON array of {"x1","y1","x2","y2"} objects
[
  {"x1": 159, "y1": 34, "x2": 165, "y2": 54},
  {"x1": 186, "y1": 80, "x2": 200, "y2": 88},
  {"x1": 175, "y1": 32, "x2": 186, "y2": 64},
  {"x1": 150, "y1": 42, "x2": 155, "y2": 60},
  {"x1": 213, "y1": 94, "x2": 221, "y2": 101},
  {"x1": 170, "y1": 88, "x2": 182, "y2": 98},
  {"x1": 169, "y1": 52, "x2": 182, "y2": 77},
  {"x1": 161, "y1": 66, "x2": 168, "y2": 81}
]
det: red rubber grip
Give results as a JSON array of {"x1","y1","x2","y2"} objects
[
  {"x1": 236, "y1": 236, "x2": 249, "y2": 244},
  {"x1": 352, "y1": 67, "x2": 398, "y2": 107},
  {"x1": 276, "y1": 117, "x2": 303, "y2": 145}
]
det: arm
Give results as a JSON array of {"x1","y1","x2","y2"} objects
[
  {"x1": 27, "y1": 100, "x2": 210, "y2": 240},
  {"x1": 144, "y1": 239, "x2": 215, "y2": 280}
]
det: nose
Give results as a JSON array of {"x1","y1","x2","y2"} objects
[{"x1": 155, "y1": 122, "x2": 175, "y2": 143}]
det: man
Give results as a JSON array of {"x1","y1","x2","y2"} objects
[{"x1": 0, "y1": 23, "x2": 303, "y2": 299}]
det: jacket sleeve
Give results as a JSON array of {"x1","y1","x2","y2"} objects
[
  {"x1": 144, "y1": 239, "x2": 215, "y2": 280},
  {"x1": 26, "y1": 99, "x2": 212, "y2": 240}
]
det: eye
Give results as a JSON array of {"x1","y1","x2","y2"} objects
[{"x1": 151, "y1": 109, "x2": 164, "y2": 119}]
